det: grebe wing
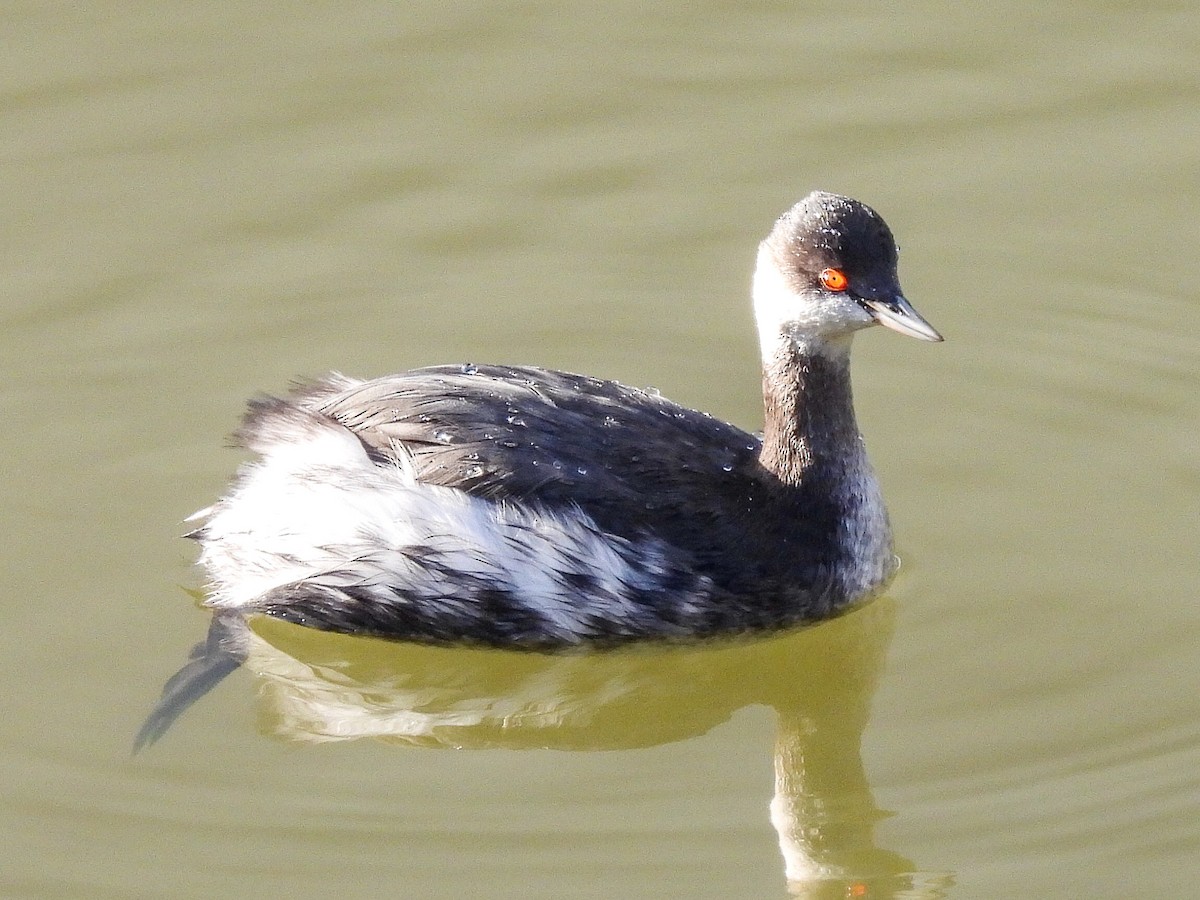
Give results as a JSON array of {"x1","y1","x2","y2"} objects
[{"x1": 304, "y1": 365, "x2": 763, "y2": 510}]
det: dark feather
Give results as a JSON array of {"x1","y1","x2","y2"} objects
[{"x1": 233, "y1": 365, "x2": 847, "y2": 603}]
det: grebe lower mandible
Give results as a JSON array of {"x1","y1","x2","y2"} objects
[{"x1": 189, "y1": 191, "x2": 942, "y2": 648}]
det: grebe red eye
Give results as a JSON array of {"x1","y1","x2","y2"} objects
[{"x1": 820, "y1": 268, "x2": 849, "y2": 292}]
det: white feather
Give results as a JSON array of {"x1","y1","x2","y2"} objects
[{"x1": 195, "y1": 414, "x2": 703, "y2": 641}]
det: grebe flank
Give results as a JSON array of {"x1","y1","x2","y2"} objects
[{"x1": 189, "y1": 192, "x2": 942, "y2": 648}]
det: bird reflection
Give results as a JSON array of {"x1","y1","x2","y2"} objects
[{"x1": 137, "y1": 597, "x2": 950, "y2": 897}]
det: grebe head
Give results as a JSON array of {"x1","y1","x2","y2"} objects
[{"x1": 753, "y1": 191, "x2": 943, "y2": 360}]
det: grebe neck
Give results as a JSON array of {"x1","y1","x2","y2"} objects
[
  {"x1": 758, "y1": 337, "x2": 863, "y2": 485},
  {"x1": 758, "y1": 336, "x2": 896, "y2": 600}
]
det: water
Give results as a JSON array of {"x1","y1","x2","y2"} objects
[{"x1": 3, "y1": 2, "x2": 1198, "y2": 897}]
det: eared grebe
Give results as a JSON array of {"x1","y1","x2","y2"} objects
[{"x1": 189, "y1": 192, "x2": 941, "y2": 648}]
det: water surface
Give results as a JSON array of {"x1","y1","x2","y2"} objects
[{"x1": 2, "y1": 2, "x2": 1198, "y2": 897}]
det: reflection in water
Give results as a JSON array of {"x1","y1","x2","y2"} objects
[{"x1": 138, "y1": 599, "x2": 950, "y2": 896}]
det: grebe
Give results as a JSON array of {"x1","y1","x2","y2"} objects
[{"x1": 189, "y1": 192, "x2": 941, "y2": 648}]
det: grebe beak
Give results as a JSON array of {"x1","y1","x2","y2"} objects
[{"x1": 860, "y1": 294, "x2": 944, "y2": 342}]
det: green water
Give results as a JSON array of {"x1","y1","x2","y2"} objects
[{"x1": 2, "y1": 3, "x2": 1198, "y2": 896}]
